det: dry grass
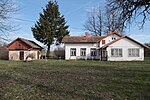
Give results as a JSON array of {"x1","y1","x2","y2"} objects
[{"x1": 0, "y1": 58, "x2": 150, "y2": 100}]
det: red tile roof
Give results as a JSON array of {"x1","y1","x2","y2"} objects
[
  {"x1": 7, "y1": 38, "x2": 43, "y2": 49},
  {"x1": 62, "y1": 36, "x2": 106, "y2": 43},
  {"x1": 62, "y1": 32, "x2": 122, "y2": 43}
]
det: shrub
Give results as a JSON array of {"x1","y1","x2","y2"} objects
[
  {"x1": 0, "y1": 46, "x2": 8, "y2": 60},
  {"x1": 54, "y1": 46, "x2": 65, "y2": 59},
  {"x1": 25, "y1": 53, "x2": 36, "y2": 61}
]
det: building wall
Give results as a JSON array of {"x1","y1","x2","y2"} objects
[
  {"x1": 100, "y1": 34, "x2": 120, "y2": 47},
  {"x1": 9, "y1": 51, "x2": 20, "y2": 60},
  {"x1": 65, "y1": 43, "x2": 99, "y2": 60},
  {"x1": 64, "y1": 34, "x2": 145, "y2": 61},
  {"x1": 107, "y1": 38, "x2": 144, "y2": 61},
  {"x1": 9, "y1": 50, "x2": 41, "y2": 61}
]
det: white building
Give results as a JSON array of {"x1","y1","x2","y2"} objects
[{"x1": 62, "y1": 32, "x2": 149, "y2": 61}]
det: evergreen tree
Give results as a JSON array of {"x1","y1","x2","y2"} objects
[{"x1": 31, "y1": 0, "x2": 69, "y2": 57}]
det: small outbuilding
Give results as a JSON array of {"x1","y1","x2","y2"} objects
[{"x1": 7, "y1": 38, "x2": 43, "y2": 61}]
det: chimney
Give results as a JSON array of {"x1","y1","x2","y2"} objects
[
  {"x1": 107, "y1": 31, "x2": 111, "y2": 36},
  {"x1": 83, "y1": 32, "x2": 88, "y2": 40},
  {"x1": 85, "y1": 32, "x2": 88, "y2": 36}
]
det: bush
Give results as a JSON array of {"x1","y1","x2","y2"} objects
[
  {"x1": 54, "y1": 47, "x2": 65, "y2": 59},
  {"x1": 144, "y1": 43, "x2": 150, "y2": 57},
  {"x1": 25, "y1": 53, "x2": 36, "y2": 61},
  {"x1": 0, "y1": 46, "x2": 8, "y2": 60}
]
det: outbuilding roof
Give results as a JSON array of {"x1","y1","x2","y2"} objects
[
  {"x1": 19, "y1": 38, "x2": 42, "y2": 49},
  {"x1": 7, "y1": 38, "x2": 43, "y2": 49}
]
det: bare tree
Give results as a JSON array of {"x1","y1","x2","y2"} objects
[
  {"x1": 104, "y1": 7, "x2": 124, "y2": 33},
  {"x1": 83, "y1": 8, "x2": 103, "y2": 36},
  {"x1": 0, "y1": 0, "x2": 18, "y2": 40},
  {"x1": 107, "y1": 0, "x2": 150, "y2": 28},
  {"x1": 84, "y1": 7, "x2": 124, "y2": 35}
]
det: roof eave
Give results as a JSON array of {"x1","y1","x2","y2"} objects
[{"x1": 62, "y1": 42, "x2": 98, "y2": 43}]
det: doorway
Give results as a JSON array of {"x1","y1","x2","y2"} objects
[
  {"x1": 19, "y1": 51, "x2": 24, "y2": 60},
  {"x1": 101, "y1": 49, "x2": 108, "y2": 61}
]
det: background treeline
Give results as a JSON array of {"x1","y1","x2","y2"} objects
[
  {"x1": 0, "y1": 43, "x2": 8, "y2": 60},
  {"x1": 144, "y1": 43, "x2": 150, "y2": 57}
]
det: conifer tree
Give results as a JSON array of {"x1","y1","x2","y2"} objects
[{"x1": 31, "y1": 0, "x2": 69, "y2": 57}]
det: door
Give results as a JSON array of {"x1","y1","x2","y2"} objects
[
  {"x1": 101, "y1": 50, "x2": 108, "y2": 61},
  {"x1": 20, "y1": 51, "x2": 24, "y2": 60},
  {"x1": 37, "y1": 51, "x2": 40, "y2": 59}
]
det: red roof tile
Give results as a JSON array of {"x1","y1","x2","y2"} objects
[
  {"x1": 7, "y1": 38, "x2": 43, "y2": 49},
  {"x1": 62, "y1": 36, "x2": 106, "y2": 43}
]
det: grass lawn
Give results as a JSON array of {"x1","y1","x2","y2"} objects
[{"x1": 0, "y1": 58, "x2": 150, "y2": 100}]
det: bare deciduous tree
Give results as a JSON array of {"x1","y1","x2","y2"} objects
[
  {"x1": 84, "y1": 8, "x2": 103, "y2": 36},
  {"x1": 84, "y1": 7, "x2": 124, "y2": 36},
  {"x1": 107, "y1": 0, "x2": 150, "y2": 28},
  {"x1": 104, "y1": 7, "x2": 124, "y2": 33},
  {"x1": 0, "y1": 0, "x2": 18, "y2": 40}
]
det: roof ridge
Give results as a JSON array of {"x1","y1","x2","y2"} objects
[
  {"x1": 62, "y1": 35, "x2": 106, "y2": 43},
  {"x1": 101, "y1": 36, "x2": 149, "y2": 49},
  {"x1": 18, "y1": 37, "x2": 43, "y2": 49},
  {"x1": 64, "y1": 35, "x2": 106, "y2": 37}
]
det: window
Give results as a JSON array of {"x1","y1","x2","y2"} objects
[
  {"x1": 112, "y1": 37, "x2": 116, "y2": 40},
  {"x1": 91, "y1": 48, "x2": 96, "y2": 56},
  {"x1": 128, "y1": 48, "x2": 139, "y2": 57},
  {"x1": 80, "y1": 48, "x2": 86, "y2": 56},
  {"x1": 102, "y1": 40, "x2": 106, "y2": 44},
  {"x1": 70, "y1": 48, "x2": 76, "y2": 56},
  {"x1": 111, "y1": 48, "x2": 122, "y2": 57}
]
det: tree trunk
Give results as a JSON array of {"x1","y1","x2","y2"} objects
[{"x1": 46, "y1": 45, "x2": 50, "y2": 58}]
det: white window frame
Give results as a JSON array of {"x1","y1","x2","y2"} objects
[
  {"x1": 111, "y1": 48, "x2": 122, "y2": 57},
  {"x1": 80, "y1": 48, "x2": 86, "y2": 56},
  {"x1": 91, "y1": 48, "x2": 96, "y2": 56},
  {"x1": 70, "y1": 48, "x2": 76, "y2": 56},
  {"x1": 128, "y1": 48, "x2": 139, "y2": 57}
]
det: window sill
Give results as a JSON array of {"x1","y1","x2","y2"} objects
[
  {"x1": 111, "y1": 56, "x2": 122, "y2": 57},
  {"x1": 128, "y1": 56, "x2": 139, "y2": 57}
]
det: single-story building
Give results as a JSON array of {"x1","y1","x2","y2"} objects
[
  {"x1": 62, "y1": 32, "x2": 149, "y2": 61},
  {"x1": 7, "y1": 38, "x2": 43, "y2": 61}
]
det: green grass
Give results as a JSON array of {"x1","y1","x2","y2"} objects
[{"x1": 0, "y1": 58, "x2": 150, "y2": 100}]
